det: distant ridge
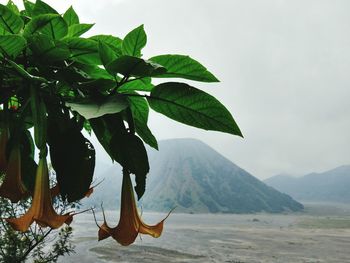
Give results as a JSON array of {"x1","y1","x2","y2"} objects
[
  {"x1": 85, "y1": 138, "x2": 303, "y2": 213},
  {"x1": 264, "y1": 165, "x2": 350, "y2": 203}
]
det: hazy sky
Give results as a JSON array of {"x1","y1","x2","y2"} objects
[{"x1": 8, "y1": 0, "x2": 350, "y2": 179}]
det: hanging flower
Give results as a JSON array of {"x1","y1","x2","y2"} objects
[
  {"x1": 6, "y1": 157, "x2": 73, "y2": 232},
  {"x1": 0, "y1": 144, "x2": 29, "y2": 202},
  {"x1": 95, "y1": 171, "x2": 173, "y2": 246}
]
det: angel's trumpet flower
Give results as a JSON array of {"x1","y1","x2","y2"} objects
[
  {"x1": 95, "y1": 171, "x2": 173, "y2": 246},
  {"x1": 0, "y1": 127, "x2": 9, "y2": 173},
  {"x1": 6, "y1": 157, "x2": 73, "y2": 232},
  {"x1": 0, "y1": 145, "x2": 29, "y2": 202}
]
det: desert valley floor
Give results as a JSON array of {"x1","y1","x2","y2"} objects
[{"x1": 58, "y1": 203, "x2": 350, "y2": 263}]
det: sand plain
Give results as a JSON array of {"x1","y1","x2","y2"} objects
[{"x1": 58, "y1": 203, "x2": 350, "y2": 263}]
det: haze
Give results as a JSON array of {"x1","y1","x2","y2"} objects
[{"x1": 10, "y1": 0, "x2": 350, "y2": 179}]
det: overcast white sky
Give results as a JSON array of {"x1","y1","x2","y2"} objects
[{"x1": 8, "y1": 0, "x2": 350, "y2": 179}]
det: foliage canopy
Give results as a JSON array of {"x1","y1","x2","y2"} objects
[{"x1": 0, "y1": 0, "x2": 242, "y2": 245}]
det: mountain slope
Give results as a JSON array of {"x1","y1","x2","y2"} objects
[
  {"x1": 84, "y1": 138, "x2": 303, "y2": 213},
  {"x1": 264, "y1": 165, "x2": 350, "y2": 202},
  {"x1": 140, "y1": 139, "x2": 303, "y2": 213}
]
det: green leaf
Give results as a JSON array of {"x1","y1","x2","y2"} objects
[
  {"x1": 20, "y1": 130, "x2": 36, "y2": 193},
  {"x1": 0, "y1": 25, "x2": 9, "y2": 36},
  {"x1": 0, "y1": 4, "x2": 24, "y2": 34},
  {"x1": 90, "y1": 113, "x2": 150, "y2": 198},
  {"x1": 134, "y1": 123, "x2": 158, "y2": 151},
  {"x1": 127, "y1": 95, "x2": 158, "y2": 150},
  {"x1": 54, "y1": 65, "x2": 91, "y2": 86},
  {"x1": 28, "y1": 34, "x2": 70, "y2": 61},
  {"x1": 23, "y1": 14, "x2": 68, "y2": 40},
  {"x1": 122, "y1": 24, "x2": 147, "y2": 57},
  {"x1": 150, "y1": 54, "x2": 219, "y2": 82},
  {"x1": 106, "y1": 55, "x2": 166, "y2": 77},
  {"x1": 148, "y1": 82, "x2": 243, "y2": 136},
  {"x1": 64, "y1": 37, "x2": 100, "y2": 65},
  {"x1": 63, "y1": 6, "x2": 79, "y2": 26},
  {"x1": 89, "y1": 113, "x2": 130, "y2": 163},
  {"x1": 6, "y1": 1, "x2": 19, "y2": 15},
  {"x1": 118, "y1": 79, "x2": 154, "y2": 92},
  {"x1": 128, "y1": 96, "x2": 149, "y2": 126},
  {"x1": 89, "y1": 114, "x2": 123, "y2": 158},
  {"x1": 66, "y1": 95, "x2": 128, "y2": 119},
  {"x1": 90, "y1": 34, "x2": 122, "y2": 53},
  {"x1": 77, "y1": 78, "x2": 116, "y2": 94},
  {"x1": 0, "y1": 35, "x2": 26, "y2": 58},
  {"x1": 67, "y1": 23, "x2": 94, "y2": 37},
  {"x1": 21, "y1": 156, "x2": 37, "y2": 193},
  {"x1": 77, "y1": 79, "x2": 116, "y2": 90},
  {"x1": 98, "y1": 41, "x2": 117, "y2": 72},
  {"x1": 30, "y1": 86, "x2": 47, "y2": 149},
  {"x1": 74, "y1": 63, "x2": 114, "y2": 80},
  {"x1": 7, "y1": 59, "x2": 47, "y2": 82},
  {"x1": 48, "y1": 116, "x2": 95, "y2": 202},
  {"x1": 110, "y1": 132, "x2": 149, "y2": 199},
  {"x1": 23, "y1": 0, "x2": 35, "y2": 17},
  {"x1": 32, "y1": 0, "x2": 58, "y2": 16},
  {"x1": 22, "y1": 129, "x2": 35, "y2": 159}
]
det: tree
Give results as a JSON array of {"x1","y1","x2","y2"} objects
[{"x1": 0, "y1": 0, "x2": 242, "y2": 247}]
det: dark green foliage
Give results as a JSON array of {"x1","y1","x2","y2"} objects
[
  {"x1": 64, "y1": 37, "x2": 100, "y2": 65},
  {"x1": 23, "y1": 14, "x2": 67, "y2": 39},
  {"x1": 118, "y1": 79, "x2": 154, "y2": 92},
  {"x1": 48, "y1": 115, "x2": 95, "y2": 202},
  {"x1": 127, "y1": 95, "x2": 158, "y2": 150},
  {"x1": 90, "y1": 34, "x2": 122, "y2": 55},
  {"x1": 32, "y1": 0, "x2": 58, "y2": 16},
  {"x1": 0, "y1": 35, "x2": 26, "y2": 58},
  {"x1": 0, "y1": 0, "x2": 241, "y2": 203},
  {"x1": 0, "y1": 3, "x2": 23, "y2": 34},
  {"x1": 20, "y1": 130, "x2": 37, "y2": 192},
  {"x1": 148, "y1": 82, "x2": 242, "y2": 136},
  {"x1": 63, "y1": 6, "x2": 79, "y2": 26},
  {"x1": 67, "y1": 23, "x2": 94, "y2": 37},
  {"x1": 98, "y1": 41, "x2": 117, "y2": 70},
  {"x1": 110, "y1": 133, "x2": 149, "y2": 199},
  {"x1": 106, "y1": 56, "x2": 166, "y2": 77},
  {"x1": 122, "y1": 24, "x2": 147, "y2": 57},
  {"x1": 28, "y1": 34, "x2": 70, "y2": 61},
  {"x1": 150, "y1": 54, "x2": 219, "y2": 82}
]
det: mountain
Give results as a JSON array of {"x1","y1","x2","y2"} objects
[
  {"x1": 84, "y1": 138, "x2": 303, "y2": 213},
  {"x1": 264, "y1": 165, "x2": 350, "y2": 203}
]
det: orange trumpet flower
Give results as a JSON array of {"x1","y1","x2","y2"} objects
[
  {"x1": 6, "y1": 157, "x2": 73, "y2": 232},
  {"x1": 95, "y1": 171, "x2": 173, "y2": 246},
  {"x1": 0, "y1": 144, "x2": 29, "y2": 202}
]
